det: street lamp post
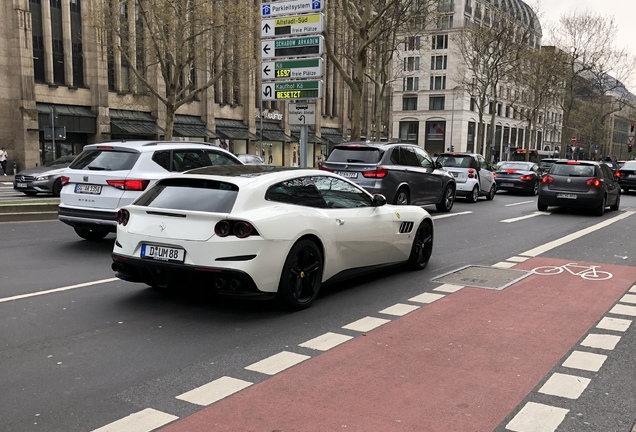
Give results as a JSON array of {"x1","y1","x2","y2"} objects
[{"x1": 448, "y1": 86, "x2": 462, "y2": 152}]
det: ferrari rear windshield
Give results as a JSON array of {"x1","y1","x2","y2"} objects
[{"x1": 134, "y1": 178, "x2": 239, "y2": 213}]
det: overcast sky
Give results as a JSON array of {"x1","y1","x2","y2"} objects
[{"x1": 533, "y1": 0, "x2": 636, "y2": 91}]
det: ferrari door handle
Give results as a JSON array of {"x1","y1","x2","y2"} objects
[{"x1": 336, "y1": 219, "x2": 345, "y2": 225}]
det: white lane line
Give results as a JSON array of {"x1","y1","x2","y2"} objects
[
  {"x1": 342, "y1": 316, "x2": 390, "y2": 332},
  {"x1": 433, "y1": 283, "x2": 464, "y2": 293},
  {"x1": 176, "y1": 376, "x2": 252, "y2": 406},
  {"x1": 629, "y1": 285, "x2": 636, "y2": 293},
  {"x1": 379, "y1": 303, "x2": 420, "y2": 316},
  {"x1": 538, "y1": 372, "x2": 591, "y2": 400},
  {"x1": 244, "y1": 351, "x2": 310, "y2": 376},
  {"x1": 609, "y1": 304, "x2": 636, "y2": 317},
  {"x1": 432, "y1": 211, "x2": 472, "y2": 220},
  {"x1": 562, "y1": 351, "x2": 607, "y2": 372},
  {"x1": 409, "y1": 292, "x2": 445, "y2": 304},
  {"x1": 91, "y1": 408, "x2": 178, "y2": 432},
  {"x1": 505, "y1": 200, "x2": 535, "y2": 207},
  {"x1": 596, "y1": 317, "x2": 632, "y2": 332},
  {"x1": 299, "y1": 332, "x2": 353, "y2": 351},
  {"x1": 501, "y1": 211, "x2": 551, "y2": 223},
  {"x1": 493, "y1": 261, "x2": 517, "y2": 268},
  {"x1": 520, "y1": 211, "x2": 636, "y2": 257},
  {"x1": 580, "y1": 334, "x2": 621, "y2": 350},
  {"x1": 620, "y1": 294, "x2": 636, "y2": 304},
  {"x1": 0, "y1": 278, "x2": 119, "y2": 303},
  {"x1": 505, "y1": 401, "x2": 569, "y2": 432},
  {"x1": 507, "y1": 256, "x2": 530, "y2": 263}
]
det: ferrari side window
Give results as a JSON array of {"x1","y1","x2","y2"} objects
[
  {"x1": 266, "y1": 177, "x2": 327, "y2": 208},
  {"x1": 312, "y1": 176, "x2": 373, "y2": 208}
]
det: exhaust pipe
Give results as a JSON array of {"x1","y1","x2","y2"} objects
[
  {"x1": 112, "y1": 262, "x2": 123, "y2": 272},
  {"x1": 229, "y1": 279, "x2": 241, "y2": 290},
  {"x1": 214, "y1": 278, "x2": 227, "y2": 290}
]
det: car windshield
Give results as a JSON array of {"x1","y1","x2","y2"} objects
[
  {"x1": 327, "y1": 147, "x2": 382, "y2": 164},
  {"x1": 134, "y1": 177, "x2": 239, "y2": 213},
  {"x1": 550, "y1": 163, "x2": 595, "y2": 177},
  {"x1": 499, "y1": 163, "x2": 531, "y2": 171},
  {"x1": 437, "y1": 155, "x2": 472, "y2": 168}
]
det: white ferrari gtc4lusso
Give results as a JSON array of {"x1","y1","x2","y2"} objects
[{"x1": 111, "y1": 165, "x2": 434, "y2": 309}]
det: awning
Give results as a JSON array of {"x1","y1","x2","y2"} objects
[
  {"x1": 36, "y1": 103, "x2": 97, "y2": 133},
  {"x1": 174, "y1": 115, "x2": 217, "y2": 139},
  {"x1": 290, "y1": 125, "x2": 324, "y2": 144},
  {"x1": 257, "y1": 122, "x2": 292, "y2": 142},
  {"x1": 215, "y1": 118, "x2": 258, "y2": 140},
  {"x1": 37, "y1": 103, "x2": 95, "y2": 117},
  {"x1": 321, "y1": 127, "x2": 347, "y2": 144},
  {"x1": 110, "y1": 109, "x2": 164, "y2": 136}
]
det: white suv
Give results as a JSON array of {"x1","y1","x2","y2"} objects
[
  {"x1": 58, "y1": 140, "x2": 242, "y2": 240},
  {"x1": 436, "y1": 152, "x2": 496, "y2": 202}
]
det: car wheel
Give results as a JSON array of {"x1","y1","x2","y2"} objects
[
  {"x1": 52, "y1": 179, "x2": 62, "y2": 197},
  {"x1": 74, "y1": 227, "x2": 109, "y2": 241},
  {"x1": 276, "y1": 239, "x2": 323, "y2": 310},
  {"x1": 537, "y1": 201, "x2": 548, "y2": 212},
  {"x1": 594, "y1": 197, "x2": 606, "y2": 216},
  {"x1": 486, "y1": 184, "x2": 496, "y2": 201},
  {"x1": 531, "y1": 181, "x2": 539, "y2": 196},
  {"x1": 610, "y1": 193, "x2": 620, "y2": 211},
  {"x1": 23, "y1": 191, "x2": 37, "y2": 197},
  {"x1": 467, "y1": 185, "x2": 479, "y2": 203},
  {"x1": 435, "y1": 185, "x2": 455, "y2": 212},
  {"x1": 407, "y1": 221, "x2": 433, "y2": 271},
  {"x1": 393, "y1": 187, "x2": 410, "y2": 205}
]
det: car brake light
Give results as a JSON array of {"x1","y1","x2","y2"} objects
[
  {"x1": 467, "y1": 168, "x2": 475, "y2": 179},
  {"x1": 362, "y1": 167, "x2": 389, "y2": 178},
  {"x1": 96, "y1": 146, "x2": 114, "y2": 149},
  {"x1": 520, "y1": 175, "x2": 533, "y2": 181},
  {"x1": 505, "y1": 169, "x2": 517, "y2": 173},
  {"x1": 615, "y1": 171, "x2": 622, "y2": 177},
  {"x1": 106, "y1": 179, "x2": 150, "y2": 191},
  {"x1": 116, "y1": 209, "x2": 130, "y2": 226},
  {"x1": 586, "y1": 178, "x2": 602, "y2": 188},
  {"x1": 493, "y1": 173, "x2": 497, "y2": 178},
  {"x1": 542, "y1": 175, "x2": 554, "y2": 184},
  {"x1": 61, "y1": 176, "x2": 70, "y2": 185},
  {"x1": 566, "y1": 161, "x2": 580, "y2": 165}
]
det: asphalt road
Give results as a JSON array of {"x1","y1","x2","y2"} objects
[{"x1": 1, "y1": 191, "x2": 635, "y2": 432}]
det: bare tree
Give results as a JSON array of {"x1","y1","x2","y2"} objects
[
  {"x1": 95, "y1": 0, "x2": 256, "y2": 139},
  {"x1": 322, "y1": 0, "x2": 435, "y2": 141}
]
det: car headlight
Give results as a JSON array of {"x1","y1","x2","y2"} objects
[{"x1": 35, "y1": 175, "x2": 50, "y2": 181}]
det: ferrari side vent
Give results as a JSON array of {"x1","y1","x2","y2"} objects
[{"x1": 399, "y1": 221, "x2": 414, "y2": 234}]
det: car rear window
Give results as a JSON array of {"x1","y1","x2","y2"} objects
[
  {"x1": 69, "y1": 149, "x2": 140, "y2": 171},
  {"x1": 499, "y1": 163, "x2": 531, "y2": 170},
  {"x1": 621, "y1": 161, "x2": 636, "y2": 170},
  {"x1": 437, "y1": 155, "x2": 472, "y2": 168},
  {"x1": 133, "y1": 178, "x2": 238, "y2": 213},
  {"x1": 550, "y1": 163, "x2": 595, "y2": 177},
  {"x1": 327, "y1": 147, "x2": 382, "y2": 164}
]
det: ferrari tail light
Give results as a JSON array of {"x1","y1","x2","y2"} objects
[
  {"x1": 467, "y1": 168, "x2": 475, "y2": 179},
  {"x1": 586, "y1": 178, "x2": 602, "y2": 188},
  {"x1": 520, "y1": 175, "x2": 533, "y2": 181},
  {"x1": 542, "y1": 175, "x2": 554, "y2": 184},
  {"x1": 116, "y1": 209, "x2": 130, "y2": 226},
  {"x1": 214, "y1": 220, "x2": 257, "y2": 238},
  {"x1": 362, "y1": 167, "x2": 389, "y2": 178},
  {"x1": 107, "y1": 179, "x2": 150, "y2": 191},
  {"x1": 61, "y1": 176, "x2": 70, "y2": 185}
]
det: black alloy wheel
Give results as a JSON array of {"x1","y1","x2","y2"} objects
[
  {"x1": 52, "y1": 179, "x2": 63, "y2": 197},
  {"x1": 610, "y1": 193, "x2": 620, "y2": 211},
  {"x1": 436, "y1": 185, "x2": 455, "y2": 212},
  {"x1": 407, "y1": 221, "x2": 433, "y2": 270},
  {"x1": 467, "y1": 185, "x2": 479, "y2": 203},
  {"x1": 393, "y1": 187, "x2": 410, "y2": 205},
  {"x1": 531, "y1": 180, "x2": 539, "y2": 196},
  {"x1": 277, "y1": 239, "x2": 323, "y2": 310},
  {"x1": 486, "y1": 184, "x2": 496, "y2": 200},
  {"x1": 594, "y1": 197, "x2": 606, "y2": 216}
]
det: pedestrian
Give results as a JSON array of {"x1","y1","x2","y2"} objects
[{"x1": 0, "y1": 147, "x2": 7, "y2": 176}]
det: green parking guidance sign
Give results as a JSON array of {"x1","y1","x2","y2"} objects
[{"x1": 261, "y1": 80, "x2": 323, "y2": 101}]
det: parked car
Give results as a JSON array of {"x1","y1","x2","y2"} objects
[
  {"x1": 435, "y1": 152, "x2": 496, "y2": 202},
  {"x1": 111, "y1": 166, "x2": 434, "y2": 310},
  {"x1": 601, "y1": 159, "x2": 620, "y2": 173},
  {"x1": 537, "y1": 160, "x2": 620, "y2": 216},
  {"x1": 319, "y1": 142, "x2": 456, "y2": 212},
  {"x1": 58, "y1": 141, "x2": 243, "y2": 241},
  {"x1": 493, "y1": 161, "x2": 542, "y2": 195},
  {"x1": 538, "y1": 158, "x2": 559, "y2": 174},
  {"x1": 13, "y1": 154, "x2": 76, "y2": 197},
  {"x1": 236, "y1": 154, "x2": 265, "y2": 165},
  {"x1": 615, "y1": 160, "x2": 636, "y2": 192}
]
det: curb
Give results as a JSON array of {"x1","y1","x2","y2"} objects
[{"x1": 0, "y1": 202, "x2": 59, "y2": 222}]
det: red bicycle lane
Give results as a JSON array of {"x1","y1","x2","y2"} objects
[{"x1": 159, "y1": 257, "x2": 635, "y2": 432}]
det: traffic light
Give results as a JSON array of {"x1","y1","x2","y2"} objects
[
  {"x1": 629, "y1": 144, "x2": 633, "y2": 153},
  {"x1": 631, "y1": 123, "x2": 635, "y2": 133}
]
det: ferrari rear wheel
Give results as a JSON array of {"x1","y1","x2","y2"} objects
[
  {"x1": 407, "y1": 221, "x2": 433, "y2": 271},
  {"x1": 277, "y1": 239, "x2": 323, "y2": 310}
]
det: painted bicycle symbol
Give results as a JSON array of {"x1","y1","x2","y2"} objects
[{"x1": 531, "y1": 262, "x2": 613, "y2": 281}]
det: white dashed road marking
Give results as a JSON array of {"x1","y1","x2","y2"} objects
[
  {"x1": 0, "y1": 278, "x2": 119, "y2": 303},
  {"x1": 505, "y1": 200, "x2": 534, "y2": 207},
  {"x1": 596, "y1": 317, "x2": 632, "y2": 332},
  {"x1": 176, "y1": 376, "x2": 252, "y2": 406},
  {"x1": 299, "y1": 332, "x2": 353, "y2": 351},
  {"x1": 91, "y1": 408, "x2": 177, "y2": 432},
  {"x1": 433, "y1": 283, "x2": 464, "y2": 293},
  {"x1": 431, "y1": 211, "x2": 472, "y2": 220},
  {"x1": 501, "y1": 211, "x2": 551, "y2": 223},
  {"x1": 244, "y1": 351, "x2": 310, "y2": 376},
  {"x1": 609, "y1": 304, "x2": 636, "y2": 317},
  {"x1": 379, "y1": 303, "x2": 420, "y2": 316},
  {"x1": 620, "y1": 294, "x2": 636, "y2": 304},
  {"x1": 505, "y1": 401, "x2": 569, "y2": 432},
  {"x1": 342, "y1": 316, "x2": 390, "y2": 332},
  {"x1": 538, "y1": 372, "x2": 591, "y2": 400},
  {"x1": 562, "y1": 351, "x2": 607, "y2": 372},
  {"x1": 580, "y1": 334, "x2": 621, "y2": 350},
  {"x1": 493, "y1": 261, "x2": 517, "y2": 268},
  {"x1": 408, "y1": 292, "x2": 445, "y2": 304},
  {"x1": 506, "y1": 256, "x2": 530, "y2": 263}
]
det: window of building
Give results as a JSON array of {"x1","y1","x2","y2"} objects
[
  {"x1": 429, "y1": 76, "x2": 446, "y2": 90},
  {"x1": 429, "y1": 96, "x2": 445, "y2": 110},
  {"x1": 70, "y1": 0, "x2": 84, "y2": 87},
  {"x1": 405, "y1": 36, "x2": 421, "y2": 51},
  {"x1": 470, "y1": 98, "x2": 476, "y2": 111},
  {"x1": 437, "y1": 16, "x2": 453, "y2": 29},
  {"x1": 51, "y1": 0, "x2": 65, "y2": 85},
  {"x1": 431, "y1": 55, "x2": 447, "y2": 70},
  {"x1": 432, "y1": 34, "x2": 448, "y2": 50},
  {"x1": 399, "y1": 121, "x2": 419, "y2": 143},
  {"x1": 404, "y1": 57, "x2": 420, "y2": 71},
  {"x1": 30, "y1": 0, "x2": 45, "y2": 83},
  {"x1": 403, "y1": 77, "x2": 419, "y2": 91},
  {"x1": 403, "y1": 96, "x2": 418, "y2": 111},
  {"x1": 497, "y1": 103, "x2": 502, "y2": 116}
]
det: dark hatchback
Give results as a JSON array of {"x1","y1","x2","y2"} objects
[
  {"x1": 537, "y1": 160, "x2": 621, "y2": 216},
  {"x1": 615, "y1": 160, "x2": 636, "y2": 192},
  {"x1": 320, "y1": 142, "x2": 456, "y2": 212},
  {"x1": 493, "y1": 161, "x2": 542, "y2": 195}
]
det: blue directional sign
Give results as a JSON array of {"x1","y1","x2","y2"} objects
[{"x1": 261, "y1": 0, "x2": 323, "y2": 17}]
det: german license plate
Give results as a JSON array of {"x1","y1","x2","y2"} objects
[
  {"x1": 335, "y1": 171, "x2": 358, "y2": 179},
  {"x1": 557, "y1": 193, "x2": 577, "y2": 199},
  {"x1": 16, "y1": 182, "x2": 27, "y2": 188},
  {"x1": 501, "y1": 183, "x2": 514, "y2": 187},
  {"x1": 75, "y1": 184, "x2": 102, "y2": 195},
  {"x1": 141, "y1": 244, "x2": 185, "y2": 263},
  {"x1": 451, "y1": 172, "x2": 459, "y2": 177},
  {"x1": 628, "y1": 174, "x2": 636, "y2": 178}
]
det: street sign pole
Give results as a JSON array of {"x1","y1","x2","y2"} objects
[{"x1": 300, "y1": 124, "x2": 308, "y2": 168}]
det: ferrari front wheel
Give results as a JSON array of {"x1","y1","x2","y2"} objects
[
  {"x1": 407, "y1": 221, "x2": 433, "y2": 270},
  {"x1": 277, "y1": 239, "x2": 323, "y2": 310}
]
